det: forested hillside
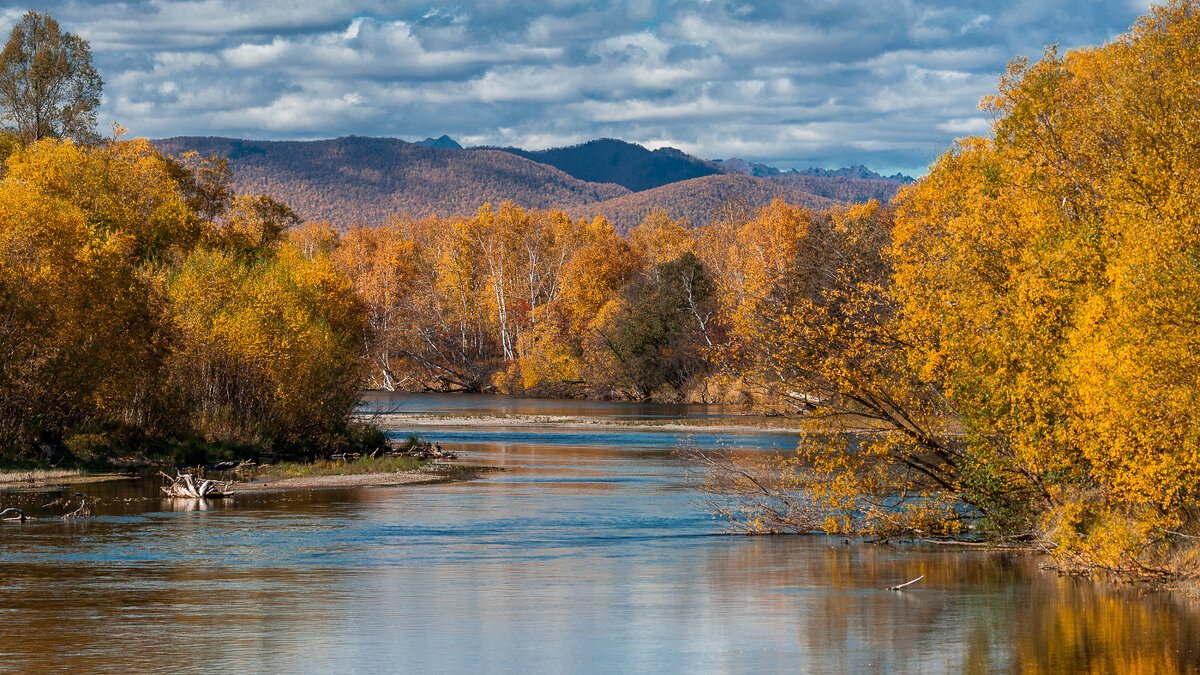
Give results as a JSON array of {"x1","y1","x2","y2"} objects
[
  {"x1": 764, "y1": 174, "x2": 905, "y2": 204},
  {"x1": 153, "y1": 136, "x2": 630, "y2": 227},
  {"x1": 154, "y1": 136, "x2": 897, "y2": 231},
  {"x1": 571, "y1": 174, "x2": 841, "y2": 231}
]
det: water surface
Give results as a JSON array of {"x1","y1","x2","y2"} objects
[{"x1": 1, "y1": 393, "x2": 1197, "y2": 673}]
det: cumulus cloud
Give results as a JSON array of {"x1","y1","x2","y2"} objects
[{"x1": 10, "y1": 0, "x2": 1150, "y2": 175}]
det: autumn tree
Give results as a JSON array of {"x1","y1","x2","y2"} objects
[
  {"x1": 893, "y1": 0, "x2": 1200, "y2": 574},
  {"x1": 693, "y1": 200, "x2": 977, "y2": 536},
  {"x1": 628, "y1": 207, "x2": 695, "y2": 272},
  {"x1": 0, "y1": 134, "x2": 371, "y2": 461},
  {"x1": 166, "y1": 244, "x2": 366, "y2": 445},
  {"x1": 589, "y1": 252, "x2": 715, "y2": 399},
  {"x1": 408, "y1": 213, "x2": 499, "y2": 390},
  {"x1": 332, "y1": 222, "x2": 421, "y2": 391},
  {"x1": 699, "y1": 0, "x2": 1200, "y2": 579},
  {"x1": 0, "y1": 137, "x2": 203, "y2": 456},
  {"x1": 0, "y1": 11, "x2": 102, "y2": 143},
  {"x1": 0, "y1": 175, "x2": 164, "y2": 454}
]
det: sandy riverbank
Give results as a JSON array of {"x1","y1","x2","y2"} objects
[
  {"x1": 0, "y1": 463, "x2": 486, "y2": 495},
  {"x1": 369, "y1": 412, "x2": 810, "y2": 435},
  {"x1": 228, "y1": 465, "x2": 482, "y2": 492}
]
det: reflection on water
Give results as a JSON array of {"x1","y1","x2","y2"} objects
[{"x1": 1, "y1": 392, "x2": 1198, "y2": 673}]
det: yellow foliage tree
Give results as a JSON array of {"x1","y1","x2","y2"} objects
[
  {"x1": 0, "y1": 135, "x2": 371, "y2": 460},
  {"x1": 332, "y1": 223, "x2": 421, "y2": 390},
  {"x1": 167, "y1": 244, "x2": 366, "y2": 444},
  {"x1": 628, "y1": 207, "x2": 695, "y2": 271},
  {"x1": 895, "y1": 1, "x2": 1200, "y2": 574},
  {"x1": 702, "y1": 1, "x2": 1200, "y2": 578}
]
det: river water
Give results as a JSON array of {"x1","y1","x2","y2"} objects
[{"x1": 1, "y1": 393, "x2": 1198, "y2": 673}]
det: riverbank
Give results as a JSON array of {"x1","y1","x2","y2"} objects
[
  {"x1": 368, "y1": 412, "x2": 812, "y2": 435},
  {"x1": 228, "y1": 463, "x2": 486, "y2": 493},
  {"x1": 0, "y1": 461, "x2": 486, "y2": 495}
]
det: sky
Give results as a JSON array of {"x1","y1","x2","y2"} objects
[{"x1": 1, "y1": 1, "x2": 1155, "y2": 176}]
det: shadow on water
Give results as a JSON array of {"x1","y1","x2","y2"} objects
[{"x1": 1, "y1": 392, "x2": 1198, "y2": 673}]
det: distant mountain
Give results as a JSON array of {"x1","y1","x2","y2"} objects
[
  {"x1": 793, "y1": 164, "x2": 914, "y2": 182},
  {"x1": 718, "y1": 157, "x2": 915, "y2": 183},
  {"x1": 764, "y1": 175, "x2": 908, "y2": 203},
  {"x1": 415, "y1": 135, "x2": 462, "y2": 149},
  {"x1": 570, "y1": 174, "x2": 841, "y2": 233},
  {"x1": 488, "y1": 138, "x2": 729, "y2": 192},
  {"x1": 152, "y1": 136, "x2": 628, "y2": 227},
  {"x1": 151, "y1": 135, "x2": 908, "y2": 232},
  {"x1": 714, "y1": 157, "x2": 779, "y2": 177},
  {"x1": 715, "y1": 157, "x2": 913, "y2": 202}
]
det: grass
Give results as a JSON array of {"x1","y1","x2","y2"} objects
[
  {"x1": 259, "y1": 454, "x2": 427, "y2": 478},
  {"x1": 0, "y1": 467, "x2": 130, "y2": 487},
  {"x1": 0, "y1": 467, "x2": 85, "y2": 483}
]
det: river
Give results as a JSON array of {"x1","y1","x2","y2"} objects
[{"x1": 1, "y1": 393, "x2": 1198, "y2": 673}]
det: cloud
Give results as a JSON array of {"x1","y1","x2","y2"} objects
[{"x1": 9, "y1": 0, "x2": 1151, "y2": 175}]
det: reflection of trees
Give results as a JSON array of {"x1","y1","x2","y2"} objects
[
  {"x1": 1014, "y1": 576, "x2": 1200, "y2": 674},
  {"x1": 700, "y1": 538, "x2": 1200, "y2": 672}
]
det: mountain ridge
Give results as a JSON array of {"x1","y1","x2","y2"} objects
[
  {"x1": 479, "y1": 138, "x2": 728, "y2": 192},
  {"x1": 569, "y1": 173, "x2": 843, "y2": 232},
  {"x1": 716, "y1": 157, "x2": 914, "y2": 182},
  {"x1": 151, "y1": 135, "x2": 909, "y2": 232}
]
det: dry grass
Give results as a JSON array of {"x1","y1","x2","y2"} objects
[
  {"x1": 0, "y1": 468, "x2": 130, "y2": 487},
  {"x1": 0, "y1": 468, "x2": 84, "y2": 484}
]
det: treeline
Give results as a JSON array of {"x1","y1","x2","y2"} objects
[
  {"x1": 0, "y1": 134, "x2": 373, "y2": 464},
  {"x1": 310, "y1": 197, "x2": 884, "y2": 404}
]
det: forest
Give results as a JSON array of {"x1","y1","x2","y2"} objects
[{"x1": 4, "y1": 1, "x2": 1200, "y2": 579}]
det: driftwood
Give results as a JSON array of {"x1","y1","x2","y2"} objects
[
  {"x1": 62, "y1": 498, "x2": 91, "y2": 520},
  {"x1": 160, "y1": 471, "x2": 231, "y2": 498},
  {"x1": 0, "y1": 507, "x2": 26, "y2": 522},
  {"x1": 2, "y1": 497, "x2": 93, "y2": 522},
  {"x1": 887, "y1": 575, "x2": 925, "y2": 591},
  {"x1": 44, "y1": 495, "x2": 93, "y2": 520},
  {"x1": 391, "y1": 441, "x2": 457, "y2": 460},
  {"x1": 207, "y1": 459, "x2": 257, "y2": 473}
]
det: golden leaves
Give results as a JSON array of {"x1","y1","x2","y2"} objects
[
  {"x1": 885, "y1": 0, "x2": 1200, "y2": 574},
  {"x1": 0, "y1": 133, "x2": 367, "y2": 453}
]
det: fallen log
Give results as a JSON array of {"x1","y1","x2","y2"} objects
[
  {"x1": 0, "y1": 507, "x2": 26, "y2": 522},
  {"x1": 3, "y1": 498, "x2": 94, "y2": 522}
]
